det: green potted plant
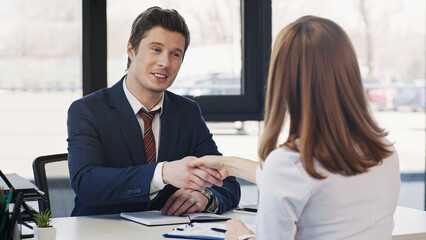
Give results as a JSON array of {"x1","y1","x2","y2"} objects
[{"x1": 33, "y1": 209, "x2": 56, "y2": 240}]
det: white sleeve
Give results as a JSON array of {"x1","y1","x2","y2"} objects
[
  {"x1": 149, "y1": 162, "x2": 166, "y2": 199},
  {"x1": 255, "y1": 149, "x2": 312, "y2": 240},
  {"x1": 256, "y1": 163, "x2": 263, "y2": 189}
]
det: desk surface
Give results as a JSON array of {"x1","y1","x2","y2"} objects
[
  {"x1": 25, "y1": 206, "x2": 426, "y2": 240},
  {"x1": 392, "y1": 206, "x2": 426, "y2": 240}
]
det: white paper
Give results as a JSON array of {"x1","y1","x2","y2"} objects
[
  {"x1": 120, "y1": 210, "x2": 190, "y2": 226},
  {"x1": 165, "y1": 222, "x2": 256, "y2": 239}
]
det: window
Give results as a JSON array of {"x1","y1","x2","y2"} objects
[
  {"x1": 0, "y1": 1, "x2": 82, "y2": 178},
  {"x1": 271, "y1": 0, "x2": 425, "y2": 210}
]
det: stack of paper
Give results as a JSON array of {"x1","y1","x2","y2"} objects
[
  {"x1": 164, "y1": 222, "x2": 227, "y2": 240},
  {"x1": 120, "y1": 210, "x2": 230, "y2": 226},
  {"x1": 163, "y1": 222, "x2": 256, "y2": 240},
  {"x1": 120, "y1": 211, "x2": 190, "y2": 226}
]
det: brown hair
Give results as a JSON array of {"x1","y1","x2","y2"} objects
[
  {"x1": 258, "y1": 16, "x2": 393, "y2": 179},
  {"x1": 126, "y1": 6, "x2": 190, "y2": 70}
]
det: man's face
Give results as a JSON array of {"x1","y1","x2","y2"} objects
[{"x1": 127, "y1": 26, "x2": 186, "y2": 95}]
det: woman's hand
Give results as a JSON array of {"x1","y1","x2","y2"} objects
[
  {"x1": 186, "y1": 156, "x2": 229, "y2": 180},
  {"x1": 225, "y1": 219, "x2": 255, "y2": 240},
  {"x1": 163, "y1": 156, "x2": 223, "y2": 190},
  {"x1": 188, "y1": 156, "x2": 259, "y2": 184}
]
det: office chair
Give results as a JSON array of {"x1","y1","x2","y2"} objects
[{"x1": 32, "y1": 153, "x2": 75, "y2": 217}]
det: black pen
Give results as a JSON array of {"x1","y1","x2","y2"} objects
[
  {"x1": 235, "y1": 207, "x2": 257, "y2": 213},
  {"x1": 175, "y1": 222, "x2": 193, "y2": 231},
  {"x1": 211, "y1": 227, "x2": 226, "y2": 233}
]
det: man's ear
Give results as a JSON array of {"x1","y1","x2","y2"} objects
[{"x1": 127, "y1": 42, "x2": 135, "y2": 60}]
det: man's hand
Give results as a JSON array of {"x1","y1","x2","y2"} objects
[
  {"x1": 161, "y1": 189, "x2": 208, "y2": 216},
  {"x1": 188, "y1": 155, "x2": 258, "y2": 184},
  {"x1": 162, "y1": 156, "x2": 223, "y2": 190}
]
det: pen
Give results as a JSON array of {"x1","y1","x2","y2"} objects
[
  {"x1": 4, "y1": 190, "x2": 12, "y2": 212},
  {"x1": 235, "y1": 207, "x2": 257, "y2": 213},
  {"x1": 211, "y1": 227, "x2": 226, "y2": 233},
  {"x1": 174, "y1": 222, "x2": 193, "y2": 231},
  {"x1": 1, "y1": 192, "x2": 3, "y2": 213},
  {"x1": 0, "y1": 190, "x2": 12, "y2": 232}
]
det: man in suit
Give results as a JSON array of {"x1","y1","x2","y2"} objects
[{"x1": 67, "y1": 7, "x2": 240, "y2": 216}]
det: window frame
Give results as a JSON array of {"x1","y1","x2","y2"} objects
[
  {"x1": 82, "y1": 0, "x2": 107, "y2": 96},
  {"x1": 186, "y1": 0, "x2": 272, "y2": 121},
  {"x1": 82, "y1": 0, "x2": 271, "y2": 121}
]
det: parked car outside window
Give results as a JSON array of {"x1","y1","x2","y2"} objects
[
  {"x1": 392, "y1": 79, "x2": 425, "y2": 112},
  {"x1": 170, "y1": 73, "x2": 241, "y2": 97},
  {"x1": 362, "y1": 78, "x2": 390, "y2": 111},
  {"x1": 169, "y1": 73, "x2": 244, "y2": 134}
]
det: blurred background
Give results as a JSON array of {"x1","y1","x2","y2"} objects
[{"x1": 0, "y1": 0, "x2": 424, "y2": 210}]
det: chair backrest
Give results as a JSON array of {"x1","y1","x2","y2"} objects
[{"x1": 32, "y1": 153, "x2": 75, "y2": 217}]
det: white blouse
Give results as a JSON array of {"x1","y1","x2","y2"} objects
[{"x1": 255, "y1": 143, "x2": 400, "y2": 240}]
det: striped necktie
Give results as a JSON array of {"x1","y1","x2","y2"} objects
[{"x1": 139, "y1": 109, "x2": 160, "y2": 163}]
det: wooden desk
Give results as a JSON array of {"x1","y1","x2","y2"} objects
[{"x1": 24, "y1": 206, "x2": 426, "y2": 239}]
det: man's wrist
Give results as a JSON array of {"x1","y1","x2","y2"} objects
[
  {"x1": 151, "y1": 162, "x2": 166, "y2": 190},
  {"x1": 161, "y1": 161, "x2": 169, "y2": 184},
  {"x1": 198, "y1": 189, "x2": 212, "y2": 207},
  {"x1": 198, "y1": 188, "x2": 219, "y2": 213}
]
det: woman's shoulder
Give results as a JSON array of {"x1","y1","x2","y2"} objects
[
  {"x1": 263, "y1": 147, "x2": 302, "y2": 171},
  {"x1": 259, "y1": 147, "x2": 312, "y2": 200},
  {"x1": 379, "y1": 137, "x2": 399, "y2": 163},
  {"x1": 383, "y1": 137, "x2": 397, "y2": 153},
  {"x1": 268, "y1": 147, "x2": 300, "y2": 159}
]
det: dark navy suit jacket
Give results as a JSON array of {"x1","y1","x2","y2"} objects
[{"x1": 67, "y1": 77, "x2": 240, "y2": 216}]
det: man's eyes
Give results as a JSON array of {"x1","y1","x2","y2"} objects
[
  {"x1": 151, "y1": 47, "x2": 181, "y2": 58},
  {"x1": 172, "y1": 53, "x2": 181, "y2": 58}
]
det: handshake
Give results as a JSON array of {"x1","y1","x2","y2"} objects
[
  {"x1": 162, "y1": 156, "x2": 232, "y2": 191},
  {"x1": 160, "y1": 155, "x2": 257, "y2": 216}
]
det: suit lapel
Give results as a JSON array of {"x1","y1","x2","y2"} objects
[
  {"x1": 108, "y1": 77, "x2": 146, "y2": 165},
  {"x1": 158, "y1": 92, "x2": 180, "y2": 162}
]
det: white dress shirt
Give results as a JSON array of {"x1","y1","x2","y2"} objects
[
  {"x1": 123, "y1": 79, "x2": 166, "y2": 197},
  {"x1": 255, "y1": 140, "x2": 400, "y2": 240}
]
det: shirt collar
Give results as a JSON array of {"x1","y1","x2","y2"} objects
[{"x1": 123, "y1": 76, "x2": 164, "y2": 115}]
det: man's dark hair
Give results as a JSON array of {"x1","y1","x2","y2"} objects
[{"x1": 126, "y1": 6, "x2": 190, "y2": 70}]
